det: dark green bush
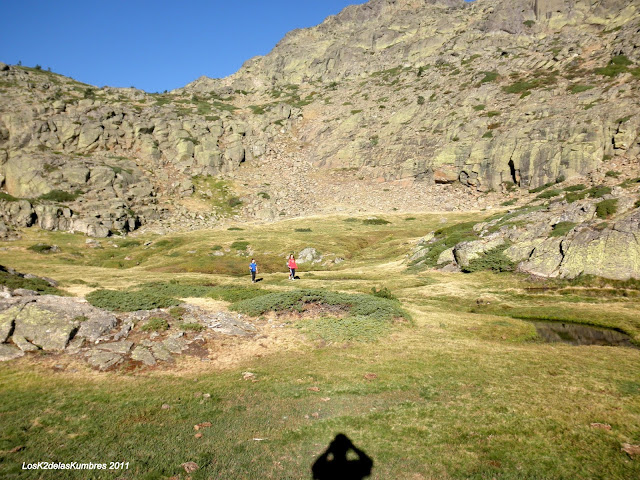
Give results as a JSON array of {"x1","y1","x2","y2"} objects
[
  {"x1": 227, "y1": 227, "x2": 244, "y2": 231},
  {"x1": 27, "y1": 243, "x2": 57, "y2": 253},
  {"x1": 227, "y1": 197, "x2": 242, "y2": 208},
  {"x1": 0, "y1": 192, "x2": 19, "y2": 202},
  {"x1": 462, "y1": 245, "x2": 515, "y2": 273},
  {"x1": 605, "y1": 170, "x2": 621, "y2": 178},
  {"x1": 478, "y1": 71, "x2": 498, "y2": 84},
  {"x1": 295, "y1": 228, "x2": 312, "y2": 232},
  {"x1": 208, "y1": 285, "x2": 273, "y2": 303},
  {"x1": 141, "y1": 317, "x2": 170, "y2": 332},
  {"x1": 563, "y1": 184, "x2": 586, "y2": 192},
  {"x1": 0, "y1": 266, "x2": 62, "y2": 294},
  {"x1": 38, "y1": 189, "x2": 83, "y2": 202},
  {"x1": 139, "y1": 282, "x2": 214, "y2": 298},
  {"x1": 536, "y1": 189, "x2": 561, "y2": 199},
  {"x1": 363, "y1": 218, "x2": 391, "y2": 225},
  {"x1": 169, "y1": 306, "x2": 187, "y2": 319},
  {"x1": 565, "y1": 191, "x2": 587, "y2": 203},
  {"x1": 550, "y1": 222, "x2": 576, "y2": 237},
  {"x1": 231, "y1": 289, "x2": 410, "y2": 323},
  {"x1": 231, "y1": 241, "x2": 249, "y2": 250},
  {"x1": 179, "y1": 322, "x2": 204, "y2": 332},
  {"x1": 585, "y1": 185, "x2": 612, "y2": 198},
  {"x1": 371, "y1": 286, "x2": 398, "y2": 301},
  {"x1": 594, "y1": 55, "x2": 634, "y2": 77},
  {"x1": 620, "y1": 177, "x2": 640, "y2": 189},
  {"x1": 86, "y1": 289, "x2": 180, "y2": 311},
  {"x1": 529, "y1": 182, "x2": 555, "y2": 194},
  {"x1": 568, "y1": 84, "x2": 594, "y2": 94},
  {"x1": 412, "y1": 221, "x2": 478, "y2": 268},
  {"x1": 595, "y1": 199, "x2": 618, "y2": 219}
]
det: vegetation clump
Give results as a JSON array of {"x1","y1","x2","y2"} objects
[
  {"x1": 37, "y1": 189, "x2": 83, "y2": 202},
  {"x1": 363, "y1": 218, "x2": 390, "y2": 225},
  {"x1": 595, "y1": 199, "x2": 618, "y2": 219},
  {"x1": 86, "y1": 288, "x2": 181, "y2": 311},
  {"x1": 0, "y1": 266, "x2": 62, "y2": 295},
  {"x1": 550, "y1": 222, "x2": 577, "y2": 237},
  {"x1": 140, "y1": 317, "x2": 170, "y2": 332},
  {"x1": 27, "y1": 243, "x2": 58, "y2": 253},
  {"x1": 462, "y1": 244, "x2": 515, "y2": 273},
  {"x1": 231, "y1": 289, "x2": 410, "y2": 323},
  {"x1": 411, "y1": 221, "x2": 478, "y2": 268}
]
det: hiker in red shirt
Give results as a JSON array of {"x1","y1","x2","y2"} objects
[{"x1": 287, "y1": 254, "x2": 298, "y2": 280}]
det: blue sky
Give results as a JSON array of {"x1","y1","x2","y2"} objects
[{"x1": 1, "y1": 0, "x2": 473, "y2": 93}]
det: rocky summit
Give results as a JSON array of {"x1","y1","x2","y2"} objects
[{"x1": 0, "y1": 0, "x2": 639, "y2": 279}]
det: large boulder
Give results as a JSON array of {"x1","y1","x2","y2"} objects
[{"x1": 10, "y1": 303, "x2": 80, "y2": 351}]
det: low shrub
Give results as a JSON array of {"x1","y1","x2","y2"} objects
[
  {"x1": 179, "y1": 322, "x2": 204, "y2": 332},
  {"x1": 605, "y1": 170, "x2": 622, "y2": 178},
  {"x1": 563, "y1": 184, "x2": 586, "y2": 192},
  {"x1": 0, "y1": 266, "x2": 62, "y2": 295},
  {"x1": 462, "y1": 245, "x2": 515, "y2": 273},
  {"x1": 141, "y1": 317, "x2": 169, "y2": 332},
  {"x1": 363, "y1": 218, "x2": 390, "y2": 225},
  {"x1": 536, "y1": 189, "x2": 561, "y2": 199},
  {"x1": 208, "y1": 285, "x2": 273, "y2": 303},
  {"x1": 295, "y1": 228, "x2": 312, "y2": 232},
  {"x1": 565, "y1": 191, "x2": 587, "y2": 203},
  {"x1": 371, "y1": 286, "x2": 397, "y2": 301},
  {"x1": 296, "y1": 315, "x2": 389, "y2": 343},
  {"x1": 550, "y1": 222, "x2": 576, "y2": 237},
  {"x1": 231, "y1": 241, "x2": 249, "y2": 250},
  {"x1": 27, "y1": 243, "x2": 57, "y2": 253},
  {"x1": 0, "y1": 192, "x2": 19, "y2": 202},
  {"x1": 139, "y1": 282, "x2": 214, "y2": 298},
  {"x1": 595, "y1": 199, "x2": 618, "y2": 219},
  {"x1": 38, "y1": 189, "x2": 83, "y2": 202},
  {"x1": 585, "y1": 185, "x2": 612, "y2": 198},
  {"x1": 227, "y1": 227, "x2": 244, "y2": 231},
  {"x1": 529, "y1": 182, "x2": 555, "y2": 194},
  {"x1": 86, "y1": 289, "x2": 180, "y2": 311},
  {"x1": 620, "y1": 177, "x2": 640, "y2": 189},
  {"x1": 169, "y1": 306, "x2": 187, "y2": 319},
  {"x1": 231, "y1": 289, "x2": 410, "y2": 323}
]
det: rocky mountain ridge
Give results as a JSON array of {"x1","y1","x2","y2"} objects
[{"x1": 0, "y1": 0, "x2": 639, "y2": 242}]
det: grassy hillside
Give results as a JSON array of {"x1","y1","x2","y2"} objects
[{"x1": 1, "y1": 213, "x2": 639, "y2": 479}]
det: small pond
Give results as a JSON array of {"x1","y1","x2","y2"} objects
[{"x1": 531, "y1": 321, "x2": 636, "y2": 348}]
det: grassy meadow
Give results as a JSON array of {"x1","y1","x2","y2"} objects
[{"x1": 1, "y1": 213, "x2": 639, "y2": 479}]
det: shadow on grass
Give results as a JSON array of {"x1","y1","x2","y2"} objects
[{"x1": 312, "y1": 434, "x2": 373, "y2": 480}]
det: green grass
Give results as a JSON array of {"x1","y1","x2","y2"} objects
[{"x1": 1, "y1": 212, "x2": 640, "y2": 479}]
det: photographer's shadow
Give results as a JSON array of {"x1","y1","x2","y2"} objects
[{"x1": 312, "y1": 434, "x2": 373, "y2": 480}]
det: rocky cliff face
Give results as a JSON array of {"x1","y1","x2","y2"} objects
[{"x1": 0, "y1": 0, "x2": 639, "y2": 238}]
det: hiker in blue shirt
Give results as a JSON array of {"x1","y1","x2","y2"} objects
[{"x1": 249, "y1": 258, "x2": 257, "y2": 283}]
